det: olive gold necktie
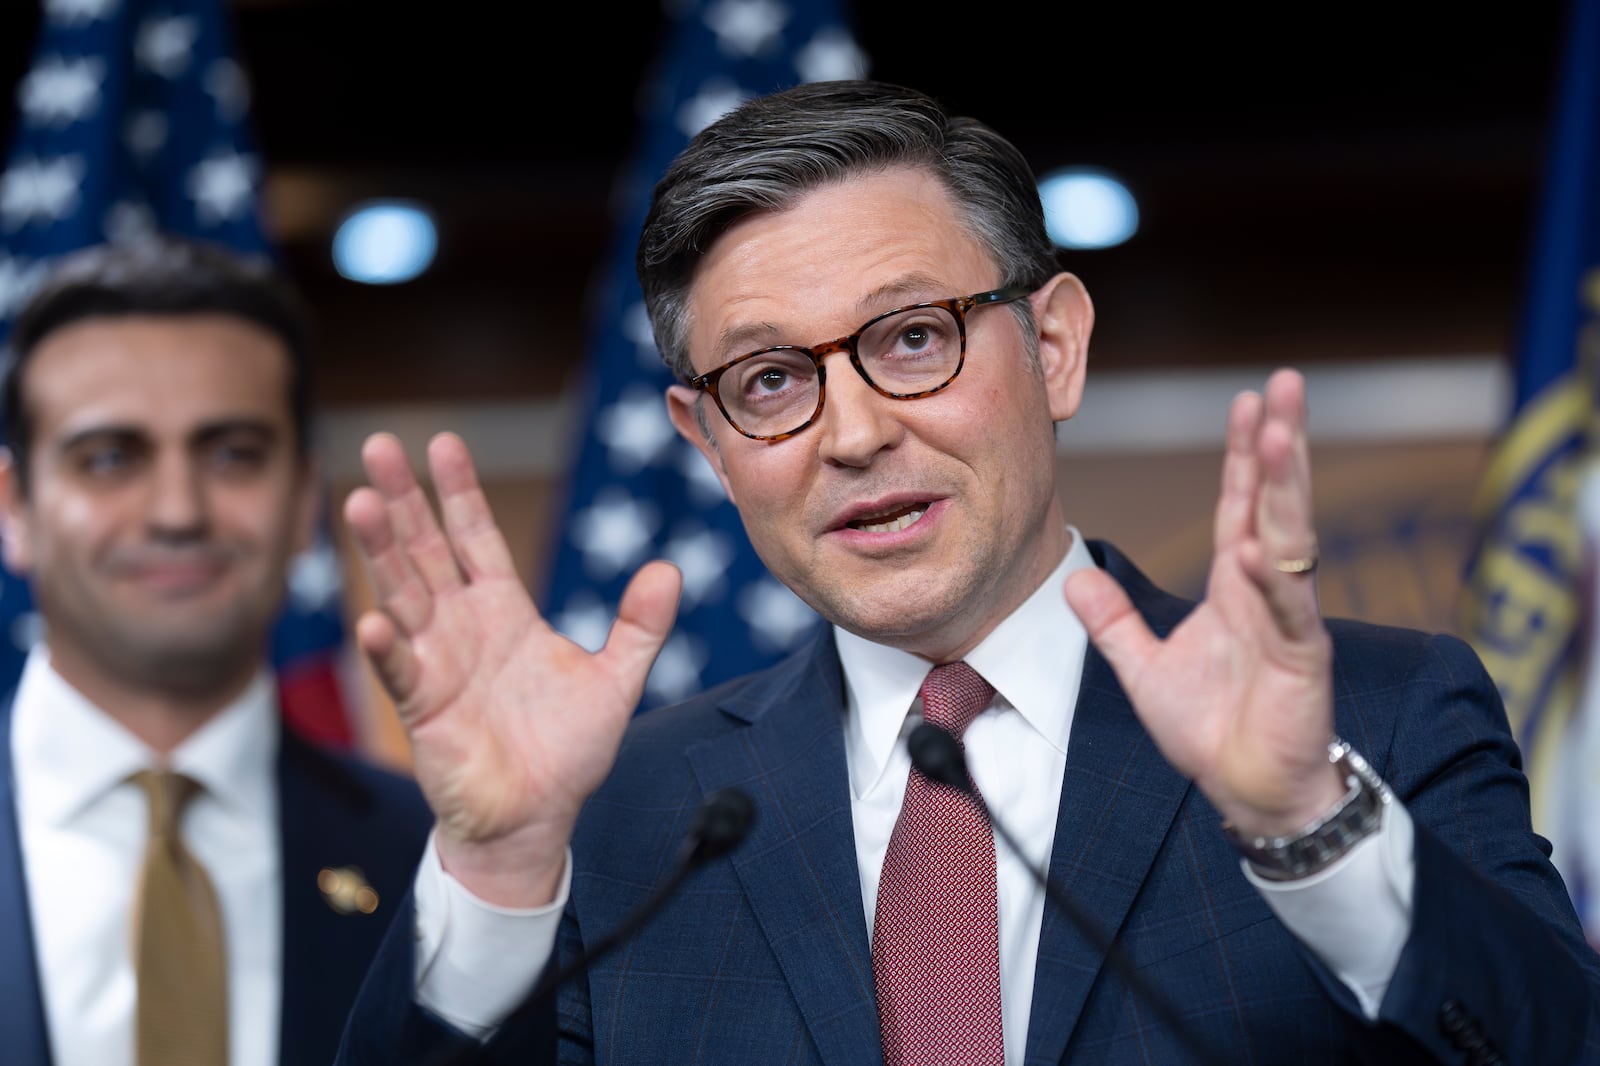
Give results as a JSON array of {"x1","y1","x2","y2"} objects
[{"x1": 130, "y1": 768, "x2": 228, "y2": 1066}]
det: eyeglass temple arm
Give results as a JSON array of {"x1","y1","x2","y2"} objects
[{"x1": 973, "y1": 284, "x2": 1035, "y2": 305}]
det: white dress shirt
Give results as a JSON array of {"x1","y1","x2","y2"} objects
[
  {"x1": 10, "y1": 646, "x2": 282, "y2": 1066},
  {"x1": 416, "y1": 528, "x2": 1416, "y2": 1051}
]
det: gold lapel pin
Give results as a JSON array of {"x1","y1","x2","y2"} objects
[{"x1": 318, "y1": 866, "x2": 379, "y2": 915}]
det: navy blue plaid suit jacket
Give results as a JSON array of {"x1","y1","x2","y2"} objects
[
  {"x1": 0, "y1": 699, "x2": 434, "y2": 1066},
  {"x1": 339, "y1": 541, "x2": 1600, "y2": 1064}
]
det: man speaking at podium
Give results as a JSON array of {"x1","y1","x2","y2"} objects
[{"x1": 338, "y1": 81, "x2": 1600, "y2": 1064}]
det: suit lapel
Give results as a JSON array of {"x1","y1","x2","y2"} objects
[
  {"x1": 686, "y1": 633, "x2": 884, "y2": 1066},
  {"x1": 1024, "y1": 542, "x2": 1195, "y2": 1064},
  {"x1": 275, "y1": 727, "x2": 387, "y2": 1066},
  {"x1": 0, "y1": 695, "x2": 54, "y2": 1066}
]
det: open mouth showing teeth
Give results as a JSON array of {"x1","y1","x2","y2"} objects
[{"x1": 848, "y1": 504, "x2": 929, "y2": 534}]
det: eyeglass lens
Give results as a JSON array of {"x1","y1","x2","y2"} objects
[{"x1": 718, "y1": 304, "x2": 962, "y2": 437}]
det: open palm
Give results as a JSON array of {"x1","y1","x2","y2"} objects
[
  {"x1": 1065, "y1": 370, "x2": 1343, "y2": 836},
  {"x1": 344, "y1": 431, "x2": 680, "y2": 904}
]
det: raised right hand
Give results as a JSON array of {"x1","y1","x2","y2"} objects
[{"x1": 343, "y1": 431, "x2": 681, "y2": 906}]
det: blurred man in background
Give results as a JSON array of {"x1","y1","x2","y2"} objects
[{"x1": 0, "y1": 236, "x2": 433, "y2": 1066}]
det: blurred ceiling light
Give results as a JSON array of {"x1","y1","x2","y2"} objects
[
  {"x1": 1038, "y1": 168, "x2": 1138, "y2": 250},
  {"x1": 332, "y1": 200, "x2": 437, "y2": 284}
]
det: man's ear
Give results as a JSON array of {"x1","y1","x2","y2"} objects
[
  {"x1": 0, "y1": 449, "x2": 34, "y2": 575},
  {"x1": 666, "y1": 385, "x2": 738, "y2": 507},
  {"x1": 1030, "y1": 272, "x2": 1094, "y2": 422}
]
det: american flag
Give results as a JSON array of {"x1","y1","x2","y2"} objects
[
  {"x1": 542, "y1": 0, "x2": 869, "y2": 710},
  {"x1": 0, "y1": 0, "x2": 356, "y2": 747}
]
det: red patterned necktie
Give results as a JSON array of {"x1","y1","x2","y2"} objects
[{"x1": 873, "y1": 661, "x2": 1003, "y2": 1066}]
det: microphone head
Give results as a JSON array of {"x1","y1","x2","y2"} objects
[
  {"x1": 908, "y1": 722, "x2": 970, "y2": 791},
  {"x1": 688, "y1": 788, "x2": 755, "y2": 863}
]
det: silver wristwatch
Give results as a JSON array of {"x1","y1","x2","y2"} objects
[{"x1": 1223, "y1": 738, "x2": 1392, "y2": 882}]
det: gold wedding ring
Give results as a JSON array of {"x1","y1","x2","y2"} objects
[{"x1": 1273, "y1": 553, "x2": 1319, "y2": 575}]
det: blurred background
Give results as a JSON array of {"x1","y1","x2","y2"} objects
[
  {"x1": 2, "y1": 0, "x2": 1596, "y2": 936},
  {"x1": 2, "y1": 2, "x2": 1568, "y2": 619}
]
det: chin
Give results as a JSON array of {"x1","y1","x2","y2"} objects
[
  {"x1": 122, "y1": 619, "x2": 258, "y2": 672},
  {"x1": 138, "y1": 648, "x2": 257, "y2": 697},
  {"x1": 825, "y1": 590, "x2": 969, "y2": 652}
]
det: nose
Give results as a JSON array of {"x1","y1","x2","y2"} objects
[
  {"x1": 145, "y1": 453, "x2": 208, "y2": 538},
  {"x1": 813, "y1": 349, "x2": 904, "y2": 467}
]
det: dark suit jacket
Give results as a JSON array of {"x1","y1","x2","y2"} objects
[
  {"x1": 0, "y1": 694, "x2": 434, "y2": 1066},
  {"x1": 339, "y1": 541, "x2": 1600, "y2": 1064}
]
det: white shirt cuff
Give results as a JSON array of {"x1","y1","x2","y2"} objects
[
  {"x1": 412, "y1": 830, "x2": 570, "y2": 1038},
  {"x1": 1245, "y1": 797, "x2": 1416, "y2": 1018}
]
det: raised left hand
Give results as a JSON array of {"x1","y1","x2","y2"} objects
[{"x1": 1064, "y1": 368, "x2": 1344, "y2": 836}]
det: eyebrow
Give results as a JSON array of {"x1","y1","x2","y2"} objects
[
  {"x1": 709, "y1": 273, "x2": 957, "y2": 362},
  {"x1": 55, "y1": 418, "x2": 282, "y2": 454},
  {"x1": 855, "y1": 273, "x2": 951, "y2": 314}
]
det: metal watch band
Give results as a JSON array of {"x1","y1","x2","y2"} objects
[{"x1": 1223, "y1": 738, "x2": 1393, "y2": 882}]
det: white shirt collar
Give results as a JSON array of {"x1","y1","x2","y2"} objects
[
  {"x1": 10, "y1": 644, "x2": 280, "y2": 828},
  {"x1": 836, "y1": 527, "x2": 1097, "y2": 799}
]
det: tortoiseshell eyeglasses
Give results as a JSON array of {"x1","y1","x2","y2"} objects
[{"x1": 688, "y1": 286, "x2": 1033, "y2": 441}]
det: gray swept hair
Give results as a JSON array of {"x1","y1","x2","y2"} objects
[{"x1": 636, "y1": 80, "x2": 1060, "y2": 383}]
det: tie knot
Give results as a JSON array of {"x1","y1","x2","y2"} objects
[
  {"x1": 130, "y1": 769, "x2": 202, "y2": 841},
  {"x1": 918, "y1": 661, "x2": 994, "y2": 738}
]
